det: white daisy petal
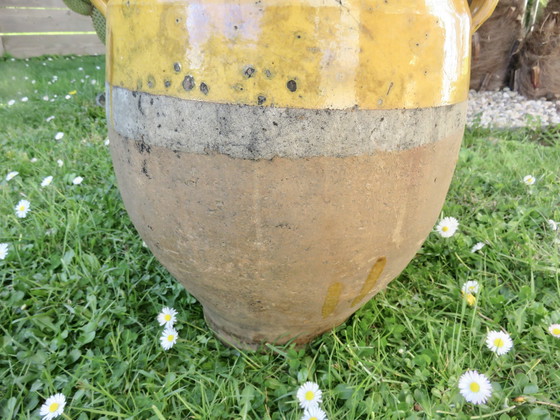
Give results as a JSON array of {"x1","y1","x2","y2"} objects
[
  {"x1": 157, "y1": 307, "x2": 178, "y2": 327},
  {"x1": 55, "y1": 132, "x2": 64, "y2": 141},
  {"x1": 15, "y1": 199, "x2": 31, "y2": 218},
  {"x1": 435, "y1": 217, "x2": 459, "y2": 238},
  {"x1": 0, "y1": 243, "x2": 8, "y2": 260},
  {"x1": 41, "y1": 176, "x2": 53, "y2": 187},
  {"x1": 301, "y1": 405, "x2": 328, "y2": 420},
  {"x1": 160, "y1": 327, "x2": 178, "y2": 350},
  {"x1": 548, "y1": 324, "x2": 560, "y2": 338},
  {"x1": 296, "y1": 382, "x2": 322, "y2": 410},
  {"x1": 461, "y1": 281, "x2": 479, "y2": 295},
  {"x1": 547, "y1": 220, "x2": 558, "y2": 231},
  {"x1": 6, "y1": 171, "x2": 19, "y2": 181},
  {"x1": 72, "y1": 176, "x2": 83, "y2": 185},
  {"x1": 486, "y1": 330, "x2": 513, "y2": 356},
  {"x1": 39, "y1": 393, "x2": 66, "y2": 420},
  {"x1": 458, "y1": 370, "x2": 492, "y2": 405},
  {"x1": 471, "y1": 242, "x2": 485, "y2": 253},
  {"x1": 57, "y1": 159, "x2": 64, "y2": 167}
]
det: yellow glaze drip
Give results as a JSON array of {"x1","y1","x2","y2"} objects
[
  {"x1": 322, "y1": 282, "x2": 343, "y2": 319},
  {"x1": 352, "y1": 257, "x2": 386, "y2": 306},
  {"x1": 107, "y1": 0, "x2": 472, "y2": 109}
]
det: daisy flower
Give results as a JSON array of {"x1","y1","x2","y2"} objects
[
  {"x1": 6, "y1": 171, "x2": 19, "y2": 181},
  {"x1": 39, "y1": 393, "x2": 66, "y2": 420},
  {"x1": 486, "y1": 330, "x2": 513, "y2": 355},
  {"x1": 523, "y1": 175, "x2": 536, "y2": 185},
  {"x1": 57, "y1": 159, "x2": 64, "y2": 167},
  {"x1": 462, "y1": 281, "x2": 479, "y2": 294},
  {"x1": 46, "y1": 116, "x2": 55, "y2": 122},
  {"x1": 301, "y1": 406, "x2": 328, "y2": 420},
  {"x1": 104, "y1": 139, "x2": 110, "y2": 146},
  {"x1": 471, "y1": 242, "x2": 485, "y2": 253},
  {"x1": 435, "y1": 217, "x2": 459, "y2": 238},
  {"x1": 65, "y1": 95, "x2": 71, "y2": 100},
  {"x1": 15, "y1": 199, "x2": 31, "y2": 218},
  {"x1": 0, "y1": 243, "x2": 8, "y2": 260},
  {"x1": 160, "y1": 327, "x2": 178, "y2": 350},
  {"x1": 458, "y1": 370, "x2": 492, "y2": 405},
  {"x1": 157, "y1": 307, "x2": 178, "y2": 327},
  {"x1": 549, "y1": 324, "x2": 560, "y2": 338},
  {"x1": 548, "y1": 220, "x2": 558, "y2": 231},
  {"x1": 55, "y1": 132, "x2": 64, "y2": 141},
  {"x1": 297, "y1": 382, "x2": 322, "y2": 410},
  {"x1": 21, "y1": 97, "x2": 28, "y2": 102},
  {"x1": 30, "y1": 158, "x2": 38, "y2": 163},
  {"x1": 8, "y1": 99, "x2": 16, "y2": 106},
  {"x1": 72, "y1": 176, "x2": 83, "y2": 185},
  {"x1": 41, "y1": 176, "x2": 53, "y2": 187}
]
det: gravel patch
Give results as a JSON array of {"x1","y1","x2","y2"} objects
[{"x1": 467, "y1": 88, "x2": 560, "y2": 128}]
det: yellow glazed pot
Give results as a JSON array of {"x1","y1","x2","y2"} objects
[{"x1": 100, "y1": 0, "x2": 497, "y2": 349}]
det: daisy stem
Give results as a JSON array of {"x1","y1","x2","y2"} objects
[{"x1": 533, "y1": 400, "x2": 560, "y2": 411}]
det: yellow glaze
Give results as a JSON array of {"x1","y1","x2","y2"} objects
[{"x1": 108, "y1": 0, "x2": 475, "y2": 109}]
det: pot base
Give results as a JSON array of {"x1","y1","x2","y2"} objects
[{"x1": 203, "y1": 306, "x2": 342, "y2": 350}]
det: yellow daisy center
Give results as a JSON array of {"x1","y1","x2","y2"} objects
[
  {"x1": 310, "y1": 417, "x2": 318, "y2": 420},
  {"x1": 167, "y1": 334, "x2": 175, "y2": 342},
  {"x1": 465, "y1": 294, "x2": 476, "y2": 306},
  {"x1": 493, "y1": 338, "x2": 504, "y2": 348},
  {"x1": 49, "y1": 403, "x2": 59, "y2": 413},
  {"x1": 552, "y1": 327, "x2": 560, "y2": 335},
  {"x1": 19, "y1": 205, "x2": 25, "y2": 211},
  {"x1": 470, "y1": 382, "x2": 480, "y2": 393},
  {"x1": 305, "y1": 391, "x2": 315, "y2": 401},
  {"x1": 442, "y1": 226, "x2": 449, "y2": 232},
  {"x1": 164, "y1": 314, "x2": 171, "y2": 321}
]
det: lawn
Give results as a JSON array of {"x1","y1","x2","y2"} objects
[{"x1": 1, "y1": 55, "x2": 559, "y2": 420}]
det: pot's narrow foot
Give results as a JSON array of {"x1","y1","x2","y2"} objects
[
  {"x1": 203, "y1": 309, "x2": 262, "y2": 351},
  {"x1": 202, "y1": 308, "x2": 317, "y2": 351}
]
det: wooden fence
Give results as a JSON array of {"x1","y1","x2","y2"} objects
[{"x1": 0, "y1": 0, "x2": 105, "y2": 58}]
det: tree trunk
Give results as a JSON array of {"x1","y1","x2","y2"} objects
[
  {"x1": 516, "y1": 0, "x2": 560, "y2": 99},
  {"x1": 470, "y1": 0, "x2": 526, "y2": 91}
]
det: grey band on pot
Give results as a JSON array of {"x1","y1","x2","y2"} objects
[{"x1": 108, "y1": 85, "x2": 466, "y2": 160}]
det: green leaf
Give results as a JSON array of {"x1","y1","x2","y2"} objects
[{"x1": 523, "y1": 384, "x2": 539, "y2": 395}]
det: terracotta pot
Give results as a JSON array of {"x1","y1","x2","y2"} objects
[{"x1": 101, "y1": 0, "x2": 497, "y2": 349}]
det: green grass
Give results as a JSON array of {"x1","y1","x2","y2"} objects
[{"x1": 1, "y1": 54, "x2": 559, "y2": 420}]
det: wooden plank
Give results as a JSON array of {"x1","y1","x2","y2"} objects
[
  {"x1": 3, "y1": 34, "x2": 105, "y2": 57},
  {"x1": 0, "y1": 36, "x2": 5, "y2": 56},
  {"x1": 0, "y1": 0, "x2": 66, "y2": 8},
  {"x1": 0, "y1": 8, "x2": 96, "y2": 33}
]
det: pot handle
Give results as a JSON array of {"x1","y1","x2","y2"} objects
[
  {"x1": 90, "y1": 0, "x2": 108, "y2": 17},
  {"x1": 469, "y1": 0, "x2": 499, "y2": 32}
]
